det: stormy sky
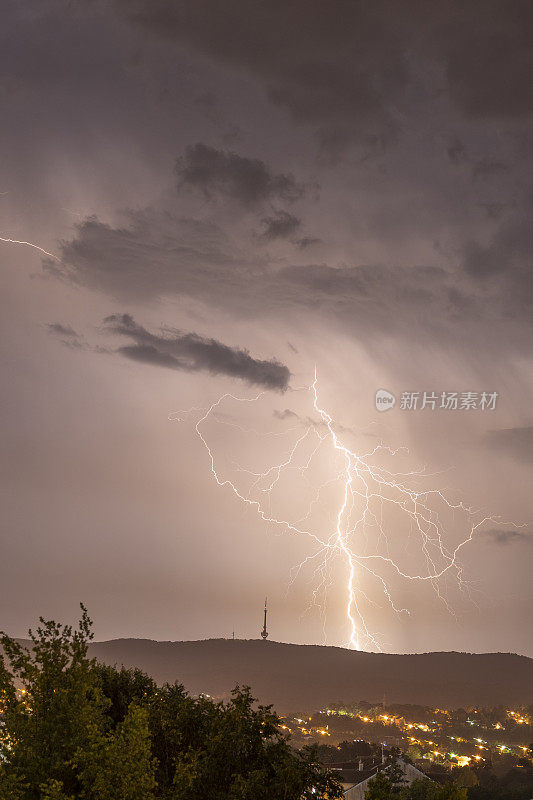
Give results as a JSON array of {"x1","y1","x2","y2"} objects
[{"x1": 1, "y1": 0, "x2": 532, "y2": 655}]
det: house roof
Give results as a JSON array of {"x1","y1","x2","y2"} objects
[{"x1": 342, "y1": 758, "x2": 432, "y2": 795}]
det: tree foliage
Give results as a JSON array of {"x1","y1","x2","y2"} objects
[
  {"x1": 73, "y1": 702, "x2": 156, "y2": 800},
  {"x1": 363, "y1": 764, "x2": 533, "y2": 800},
  {"x1": 364, "y1": 773, "x2": 468, "y2": 800},
  {"x1": 0, "y1": 606, "x2": 342, "y2": 799},
  {"x1": 0, "y1": 605, "x2": 105, "y2": 798}
]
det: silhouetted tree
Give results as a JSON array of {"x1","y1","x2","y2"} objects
[{"x1": 0, "y1": 605, "x2": 105, "y2": 798}]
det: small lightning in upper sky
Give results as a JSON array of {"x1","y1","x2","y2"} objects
[
  {"x1": 0, "y1": 236, "x2": 61, "y2": 262},
  {"x1": 173, "y1": 370, "x2": 502, "y2": 652}
]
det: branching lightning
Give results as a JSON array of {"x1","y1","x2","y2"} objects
[
  {"x1": 0, "y1": 234, "x2": 513, "y2": 651},
  {"x1": 172, "y1": 370, "x2": 501, "y2": 651}
]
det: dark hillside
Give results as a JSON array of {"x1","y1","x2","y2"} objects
[{"x1": 85, "y1": 638, "x2": 533, "y2": 711}]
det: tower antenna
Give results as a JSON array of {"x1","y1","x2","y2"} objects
[{"x1": 261, "y1": 597, "x2": 268, "y2": 640}]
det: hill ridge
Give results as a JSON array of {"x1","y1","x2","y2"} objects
[{"x1": 85, "y1": 638, "x2": 533, "y2": 710}]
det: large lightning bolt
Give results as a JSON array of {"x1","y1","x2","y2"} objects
[
  {"x1": 0, "y1": 236, "x2": 505, "y2": 650},
  {"x1": 173, "y1": 370, "x2": 504, "y2": 651}
]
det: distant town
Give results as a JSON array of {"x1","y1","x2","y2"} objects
[{"x1": 282, "y1": 702, "x2": 533, "y2": 771}]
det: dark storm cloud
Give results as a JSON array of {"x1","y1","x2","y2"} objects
[
  {"x1": 8, "y1": 0, "x2": 533, "y2": 335},
  {"x1": 103, "y1": 314, "x2": 290, "y2": 391},
  {"x1": 434, "y1": 0, "x2": 533, "y2": 119},
  {"x1": 277, "y1": 262, "x2": 448, "y2": 308},
  {"x1": 175, "y1": 144, "x2": 306, "y2": 205},
  {"x1": 447, "y1": 137, "x2": 468, "y2": 165},
  {"x1": 485, "y1": 427, "x2": 533, "y2": 465},
  {"x1": 3, "y1": 0, "x2": 533, "y2": 656},
  {"x1": 46, "y1": 211, "x2": 254, "y2": 303},
  {"x1": 462, "y1": 208, "x2": 533, "y2": 316},
  {"x1": 478, "y1": 203, "x2": 508, "y2": 221},
  {"x1": 46, "y1": 205, "x2": 493, "y2": 346},
  {"x1": 295, "y1": 237, "x2": 322, "y2": 249},
  {"x1": 46, "y1": 207, "x2": 474, "y2": 339},
  {"x1": 259, "y1": 210, "x2": 301, "y2": 241},
  {"x1": 117, "y1": 344, "x2": 182, "y2": 369},
  {"x1": 483, "y1": 529, "x2": 530, "y2": 546},
  {"x1": 445, "y1": 139, "x2": 511, "y2": 182},
  {"x1": 118, "y1": 0, "x2": 533, "y2": 159},
  {"x1": 472, "y1": 159, "x2": 510, "y2": 181},
  {"x1": 118, "y1": 0, "x2": 409, "y2": 155}
]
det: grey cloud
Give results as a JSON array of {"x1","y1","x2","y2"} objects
[
  {"x1": 485, "y1": 427, "x2": 533, "y2": 465},
  {"x1": 295, "y1": 237, "x2": 322, "y2": 249},
  {"x1": 446, "y1": 287, "x2": 474, "y2": 314},
  {"x1": 462, "y1": 208, "x2": 533, "y2": 315},
  {"x1": 273, "y1": 409, "x2": 299, "y2": 421},
  {"x1": 119, "y1": 0, "x2": 409, "y2": 153},
  {"x1": 463, "y1": 241, "x2": 502, "y2": 279},
  {"x1": 118, "y1": 0, "x2": 533, "y2": 160},
  {"x1": 472, "y1": 159, "x2": 510, "y2": 180},
  {"x1": 447, "y1": 137, "x2": 468, "y2": 165},
  {"x1": 117, "y1": 344, "x2": 184, "y2": 369},
  {"x1": 278, "y1": 262, "x2": 447, "y2": 305},
  {"x1": 3, "y1": 0, "x2": 533, "y2": 655},
  {"x1": 47, "y1": 323, "x2": 81, "y2": 340},
  {"x1": 273, "y1": 407, "x2": 360, "y2": 438},
  {"x1": 259, "y1": 210, "x2": 301, "y2": 241},
  {"x1": 316, "y1": 124, "x2": 397, "y2": 162},
  {"x1": 175, "y1": 143, "x2": 305, "y2": 205},
  {"x1": 445, "y1": 140, "x2": 510, "y2": 182},
  {"x1": 478, "y1": 202, "x2": 508, "y2": 221},
  {"x1": 46, "y1": 210, "x2": 254, "y2": 303},
  {"x1": 445, "y1": 140, "x2": 511, "y2": 189},
  {"x1": 483, "y1": 528, "x2": 530, "y2": 546},
  {"x1": 46, "y1": 206, "x2": 490, "y2": 345},
  {"x1": 435, "y1": 1, "x2": 533, "y2": 119},
  {"x1": 103, "y1": 314, "x2": 290, "y2": 391},
  {"x1": 273, "y1": 407, "x2": 325, "y2": 430},
  {"x1": 46, "y1": 323, "x2": 85, "y2": 349}
]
